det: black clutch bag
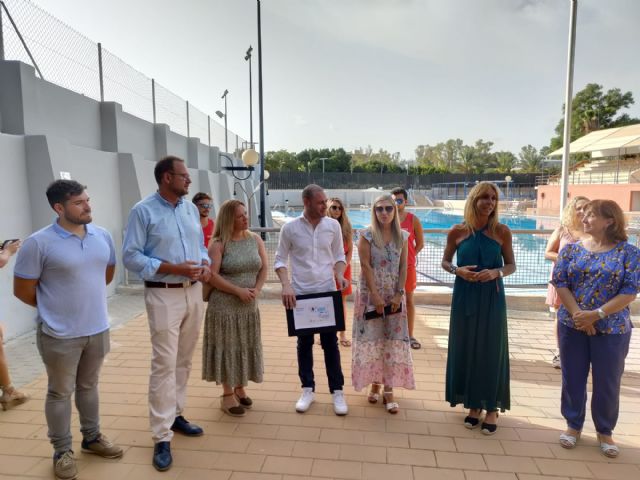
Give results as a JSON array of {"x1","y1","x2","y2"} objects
[{"x1": 364, "y1": 303, "x2": 402, "y2": 320}]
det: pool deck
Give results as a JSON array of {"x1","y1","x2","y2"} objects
[{"x1": 1, "y1": 294, "x2": 639, "y2": 479}]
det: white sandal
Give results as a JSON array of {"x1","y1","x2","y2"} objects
[
  {"x1": 382, "y1": 391, "x2": 399, "y2": 414},
  {"x1": 559, "y1": 431, "x2": 580, "y2": 449},
  {"x1": 597, "y1": 434, "x2": 619, "y2": 458}
]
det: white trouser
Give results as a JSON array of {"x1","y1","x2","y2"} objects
[{"x1": 144, "y1": 282, "x2": 203, "y2": 443}]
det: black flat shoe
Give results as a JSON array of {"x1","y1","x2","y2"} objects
[
  {"x1": 153, "y1": 441, "x2": 172, "y2": 471},
  {"x1": 171, "y1": 415, "x2": 204, "y2": 436},
  {"x1": 464, "y1": 416, "x2": 480, "y2": 429},
  {"x1": 234, "y1": 387, "x2": 253, "y2": 408}
]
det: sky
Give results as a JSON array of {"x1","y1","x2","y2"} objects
[{"x1": 21, "y1": 0, "x2": 640, "y2": 159}]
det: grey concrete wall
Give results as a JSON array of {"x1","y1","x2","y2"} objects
[{"x1": 0, "y1": 60, "x2": 272, "y2": 340}]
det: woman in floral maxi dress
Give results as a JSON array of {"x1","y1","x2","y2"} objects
[{"x1": 352, "y1": 194, "x2": 415, "y2": 413}]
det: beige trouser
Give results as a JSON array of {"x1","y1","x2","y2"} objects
[{"x1": 144, "y1": 282, "x2": 203, "y2": 443}]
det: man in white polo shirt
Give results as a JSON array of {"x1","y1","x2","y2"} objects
[
  {"x1": 274, "y1": 184, "x2": 349, "y2": 415},
  {"x1": 14, "y1": 180, "x2": 122, "y2": 480}
]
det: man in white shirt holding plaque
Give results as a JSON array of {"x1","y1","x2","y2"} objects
[{"x1": 274, "y1": 184, "x2": 349, "y2": 415}]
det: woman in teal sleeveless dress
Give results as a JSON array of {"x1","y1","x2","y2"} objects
[{"x1": 441, "y1": 182, "x2": 515, "y2": 435}]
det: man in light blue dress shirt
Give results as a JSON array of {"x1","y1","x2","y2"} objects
[{"x1": 123, "y1": 156, "x2": 210, "y2": 472}]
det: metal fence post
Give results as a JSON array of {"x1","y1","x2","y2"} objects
[
  {"x1": 97, "y1": 42, "x2": 104, "y2": 101},
  {"x1": 151, "y1": 79, "x2": 156, "y2": 123},
  {"x1": 0, "y1": 4, "x2": 5, "y2": 61},
  {"x1": 186, "y1": 101, "x2": 190, "y2": 137}
]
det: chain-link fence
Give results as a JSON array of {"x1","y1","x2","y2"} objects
[
  {"x1": 0, "y1": 0, "x2": 247, "y2": 150},
  {"x1": 257, "y1": 228, "x2": 555, "y2": 287}
]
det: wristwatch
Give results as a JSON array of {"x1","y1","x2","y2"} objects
[
  {"x1": 498, "y1": 269, "x2": 504, "y2": 278},
  {"x1": 396, "y1": 288, "x2": 406, "y2": 296},
  {"x1": 597, "y1": 307, "x2": 606, "y2": 319},
  {"x1": 449, "y1": 264, "x2": 458, "y2": 275}
]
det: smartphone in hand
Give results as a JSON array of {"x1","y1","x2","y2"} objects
[{"x1": 1, "y1": 239, "x2": 19, "y2": 250}]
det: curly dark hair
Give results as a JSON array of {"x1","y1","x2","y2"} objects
[{"x1": 46, "y1": 180, "x2": 86, "y2": 208}]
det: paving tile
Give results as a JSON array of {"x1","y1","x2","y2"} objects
[
  {"x1": 584, "y1": 462, "x2": 640, "y2": 480},
  {"x1": 464, "y1": 472, "x2": 517, "y2": 480},
  {"x1": 413, "y1": 466, "x2": 465, "y2": 480},
  {"x1": 339, "y1": 444, "x2": 386, "y2": 463},
  {"x1": 248, "y1": 439, "x2": 295, "y2": 456},
  {"x1": 361, "y1": 462, "x2": 412, "y2": 480},
  {"x1": 387, "y1": 446, "x2": 436, "y2": 466},
  {"x1": 482, "y1": 454, "x2": 539, "y2": 473},
  {"x1": 311, "y1": 458, "x2": 362, "y2": 479},
  {"x1": 292, "y1": 441, "x2": 340, "y2": 460},
  {"x1": 409, "y1": 434, "x2": 457, "y2": 452},
  {"x1": 534, "y1": 458, "x2": 594, "y2": 478},
  {"x1": 435, "y1": 451, "x2": 487, "y2": 471},
  {"x1": 262, "y1": 455, "x2": 313, "y2": 475},
  {"x1": 454, "y1": 438, "x2": 504, "y2": 455}
]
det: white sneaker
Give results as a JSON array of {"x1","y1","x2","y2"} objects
[
  {"x1": 552, "y1": 354, "x2": 561, "y2": 369},
  {"x1": 332, "y1": 390, "x2": 348, "y2": 416},
  {"x1": 295, "y1": 387, "x2": 315, "y2": 413}
]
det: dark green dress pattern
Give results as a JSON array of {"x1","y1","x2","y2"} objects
[{"x1": 446, "y1": 226, "x2": 510, "y2": 412}]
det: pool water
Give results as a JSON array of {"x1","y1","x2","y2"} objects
[{"x1": 278, "y1": 208, "x2": 554, "y2": 286}]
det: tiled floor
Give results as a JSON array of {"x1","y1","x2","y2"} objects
[{"x1": 1, "y1": 300, "x2": 639, "y2": 479}]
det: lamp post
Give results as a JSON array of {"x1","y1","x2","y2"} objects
[
  {"x1": 245, "y1": 46, "x2": 254, "y2": 148},
  {"x1": 219, "y1": 89, "x2": 229, "y2": 152},
  {"x1": 504, "y1": 175, "x2": 512, "y2": 201},
  {"x1": 318, "y1": 157, "x2": 328, "y2": 186},
  {"x1": 257, "y1": 0, "x2": 266, "y2": 229},
  {"x1": 233, "y1": 169, "x2": 269, "y2": 227}
]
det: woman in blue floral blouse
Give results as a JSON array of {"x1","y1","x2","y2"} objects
[{"x1": 552, "y1": 199, "x2": 639, "y2": 458}]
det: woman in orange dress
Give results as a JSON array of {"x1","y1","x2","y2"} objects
[{"x1": 327, "y1": 197, "x2": 353, "y2": 347}]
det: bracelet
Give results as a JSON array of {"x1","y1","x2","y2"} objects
[{"x1": 449, "y1": 264, "x2": 458, "y2": 275}]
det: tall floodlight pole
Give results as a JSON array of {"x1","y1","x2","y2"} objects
[
  {"x1": 560, "y1": 0, "x2": 578, "y2": 214},
  {"x1": 245, "y1": 46, "x2": 254, "y2": 147},
  {"x1": 221, "y1": 89, "x2": 229, "y2": 152},
  {"x1": 257, "y1": 0, "x2": 266, "y2": 228}
]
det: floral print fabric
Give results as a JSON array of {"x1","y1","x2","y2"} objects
[
  {"x1": 351, "y1": 228, "x2": 415, "y2": 391},
  {"x1": 552, "y1": 241, "x2": 640, "y2": 334}
]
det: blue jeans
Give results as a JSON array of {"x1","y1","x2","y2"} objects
[
  {"x1": 558, "y1": 322, "x2": 630, "y2": 436},
  {"x1": 297, "y1": 332, "x2": 344, "y2": 393},
  {"x1": 37, "y1": 326, "x2": 110, "y2": 453}
]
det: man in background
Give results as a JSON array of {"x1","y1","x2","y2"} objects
[
  {"x1": 391, "y1": 187, "x2": 424, "y2": 350},
  {"x1": 192, "y1": 192, "x2": 215, "y2": 248}
]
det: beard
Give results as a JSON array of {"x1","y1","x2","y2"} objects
[{"x1": 64, "y1": 211, "x2": 92, "y2": 225}]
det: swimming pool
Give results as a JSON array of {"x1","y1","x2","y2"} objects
[{"x1": 275, "y1": 208, "x2": 557, "y2": 287}]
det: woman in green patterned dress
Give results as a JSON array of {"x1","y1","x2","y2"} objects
[
  {"x1": 441, "y1": 182, "x2": 516, "y2": 435},
  {"x1": 202, "y1": 200, "x2": 267, "y2": 417}
]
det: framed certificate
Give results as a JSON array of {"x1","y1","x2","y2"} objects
[{"x1": 286, "y1": 290, "x2": 345, "y2": 337}]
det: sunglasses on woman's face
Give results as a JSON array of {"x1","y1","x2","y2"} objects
[
  {"x1": 375, "y1": 206, "x2": 394, "y2": 213},
  {"x1": 330, "y1": 205, "x2": 343, "y2": 211}
]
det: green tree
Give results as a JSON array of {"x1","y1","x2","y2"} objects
[
  {"x1": 265, "y1": 149, "x2": 299, "y2": 172},
  {"x1": 487, "y1": 151, "x2": 517, "y2": 174},
  {"x1": 518, "y1": 145, "x2": 544, "y2": 173},
  {"x1": 550, "y1": 83, "x2": 640, "y2": 150}
]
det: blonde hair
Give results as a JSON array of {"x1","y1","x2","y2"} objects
[
  {"x1": 327, "y1": 197, "x2": 353, "y2": 243},
  {"x1": 369, "y1": 194, "x2": 403, "y2": 251},
  {"x1": 212, "y1": 199, "x2": 249, "y2": 248},
  {"x1": 561, "y1": 195, "x2": 589, "y2": 231},
  {"x1": 584, "y1": 199, "x2": 628, "y2": 243},
  {"x1": 463, "y1": 181, "x2": 500, "y2": 235}
]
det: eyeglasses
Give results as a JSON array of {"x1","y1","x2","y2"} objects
[
  {"x1": 170, "y1": 172, "x2": 191, "y2": 181},
  {"x1": 375, "y1": 206, "x2": 394, "y2": 213},
  {"x1": 330, "y1": 205, "x2": 343, "y2": 211},
  {"x1": 394, "y1": 198, "x2": 404, "y2": 205},
  {"x1": 197, "y1": 203, "x2": 212, "y2": 209}
]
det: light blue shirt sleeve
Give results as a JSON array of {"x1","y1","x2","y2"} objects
[
  {"x1": 274, "y1": 222, "x2": 290, "y2": 271},
  {"x1": 122, "y1": 206, "x2": 162, "y2": 280},
  {"x1": 13, "y1": 236, "x2": 43, "y2": 280}
]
